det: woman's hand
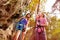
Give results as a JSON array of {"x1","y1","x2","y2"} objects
[{"x1": 40, "y1": 24, "x2": 47, "y2": 26}]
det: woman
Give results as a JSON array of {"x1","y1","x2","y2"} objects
[
  {"x1": 13, "y1": 13, "x2": 31, "y2": 40},
  {"x1": 36, "y1": 12, "x2": 48, "y2": 40}
]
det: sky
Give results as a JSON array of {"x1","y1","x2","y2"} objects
[
  {"x1": 45, "y1": 0, "x2": 60, "y2": 19},
  {"x1": 45, "y1": 0, "x2": 56, "y2": 12}
]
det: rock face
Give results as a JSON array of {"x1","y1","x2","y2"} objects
[
  {"x1": 0, "y1": 0, "x2": 21, "y2": 25},
  {"x1": 0, "y1": 0, "x2": 21, "y2": 40},
  {"x1": 0, "y1": 29, "x2": 7, "y2": 40},
  {"x1": 0, "y1": 0, "x2": 7, "y2": 5},
  {"x1": 0, "y1": 23, "x2": 14, "y2": 40},
  {"x1": 0, "y1": 0, "x2": 30, "y2": 40}
]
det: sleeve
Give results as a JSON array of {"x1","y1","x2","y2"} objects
[{"x1": 44, "y1": 18, "x2": 48, "y2": 26}]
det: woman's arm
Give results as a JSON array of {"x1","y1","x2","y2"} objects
[{"x1": 40, "y1": 23, "x2": 48, "y2": 27}]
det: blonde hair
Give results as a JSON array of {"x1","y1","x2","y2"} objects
[{"x1": 38, "y1": 12, "x2": 45, "y2": 18}]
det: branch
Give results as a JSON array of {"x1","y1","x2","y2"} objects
[{"x1": 3, "y1": 0, "x2": 12, "y2": 5}]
